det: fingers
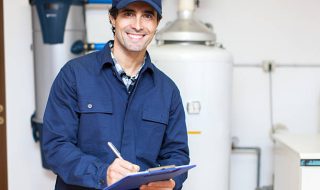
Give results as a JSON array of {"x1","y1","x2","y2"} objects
[
  {"x1": 107, "y1": 158, "x2": 140, "y2": 186},
  {"x1": 107, "y1": 169, "x2": 124, "y2": 185},
  {"x1": 118, "y1": 159, "x2": 140, "y2": 172},
  {"x1": 140, "y1": 179, "x2": 175, "y2": 190}
]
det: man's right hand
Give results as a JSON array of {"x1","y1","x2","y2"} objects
[{"x1": 106, "y1": 158, "x2": 140, "y2": 186}]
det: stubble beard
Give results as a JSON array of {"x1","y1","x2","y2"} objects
[{"x1": 117, "y1": 30, "x2": 153, "y2": 52}]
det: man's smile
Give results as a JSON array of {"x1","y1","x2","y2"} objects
[{"x1": 127, "y1": 32, "x2": 146, "y2": 40}]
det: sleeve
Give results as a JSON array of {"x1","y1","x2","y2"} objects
[
  {"x1": 41, "y1": 63, "x2": 109, "y2": 189},
  {"x1": 157, "y1": 87, "x2": 190, "y2": 190}
]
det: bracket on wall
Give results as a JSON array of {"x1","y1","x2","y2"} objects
[{"x1": 262, "y1": 60, "x2": 276, "y2": 73}]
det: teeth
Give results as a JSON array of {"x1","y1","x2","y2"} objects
[{"x1": 128, "y1": 33, "x2": 143, "y2": 39}]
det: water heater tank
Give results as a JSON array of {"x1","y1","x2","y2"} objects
[
  {"x1": 31, "y1": 0, "x2": 85, "y2": 129},
  {"x1": 30, "y1": 0, "x2": 85, "y2": 168},
  {"x1": 149, "y1": 1, "x2": 233, "y2": 189}
]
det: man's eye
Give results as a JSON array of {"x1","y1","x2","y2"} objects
[
  {"x1": 124, "y1": 12, "x2": 134, "y2": 17},
  {"x1": 144, "y1": 14, "x2": 154, "y2": 19}
]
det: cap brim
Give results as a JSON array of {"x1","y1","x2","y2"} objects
[{"x1": 116, "y1": 0, "x2": 162, "y2": 16}]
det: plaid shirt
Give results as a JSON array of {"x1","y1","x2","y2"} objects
[{"x1": 110, "y1": 44, "x2": 145, "y2": 94}]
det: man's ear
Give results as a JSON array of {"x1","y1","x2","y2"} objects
[{"x1": 109, "y1": 15, "x2": 116, "y2": 27}]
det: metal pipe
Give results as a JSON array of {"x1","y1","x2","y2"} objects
[
  {"x1": 178, "y1": 0, "x2": 195, "y2": 19},
  {"x1": 86, "y1": 0, "x2": 112, "y2": 4},
  {"x1": 232, "y1": 145, "x2": 262, "y2": 189},
  {"x1": 71, "y1": 40, "x2": 105, "y2": 54}
]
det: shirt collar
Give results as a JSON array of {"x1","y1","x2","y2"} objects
[{"x1": 97, "y1": 40, "x2": 155, "y2": 74}]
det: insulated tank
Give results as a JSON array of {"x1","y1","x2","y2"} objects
[
  {"x1": 31, "y1": 0, "x2": 85, "y2": 167},
  {"x1": 149, "y1": 0, "x2": 233, "y2": 189},
  {"x1": 31, "y1": 0, "x2": 85, "y2": 130}
]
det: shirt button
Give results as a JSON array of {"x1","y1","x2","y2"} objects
[{"x1": 87, "y1": 104, "x2": 93, "y2": 109}]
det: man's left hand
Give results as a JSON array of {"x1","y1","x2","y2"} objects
[{"x1": 140, "y1": 179, "x2": 175, "y2": 190}]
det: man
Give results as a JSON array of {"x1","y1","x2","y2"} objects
[{"x1": 42, "y1": 0, "x2": 190, "y2": 189}]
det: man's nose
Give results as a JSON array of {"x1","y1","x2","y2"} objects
[{"x1": 132, "y1": 17, "x2": 143, "y2": 31}]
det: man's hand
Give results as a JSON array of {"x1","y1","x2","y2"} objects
[
  {"x1": 140, "y1": 179, "x2": 175, "y2": 190},
  {"x1": 106, "y1": 158, "x2": 140, "y2": 186}
]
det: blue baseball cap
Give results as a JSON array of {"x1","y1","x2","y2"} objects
[{"x1": 112, "y1": 0, "x2": 162, "y2": 16}]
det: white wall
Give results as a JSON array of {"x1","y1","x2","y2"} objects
[
  {"x1": 4, "y1": 0, "x2": 56, "y2": 190},
  {"x1": 4, "y1": 0, "x2": 320, "y2": 190}
]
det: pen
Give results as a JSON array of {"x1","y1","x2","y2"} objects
[{"x1": 107, "y1": 142, "x2": 123, "y2": 159}]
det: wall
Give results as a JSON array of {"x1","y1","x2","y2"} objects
[
  {"x1": 4, "y1": 0, "x2": 320, "y2": 190},
  {"x1": 4, "y1": 0, "x2": 56, "y2": 190}
]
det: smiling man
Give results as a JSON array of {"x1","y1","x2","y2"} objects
[{"x1": 42, "y1": 0, "x2": 190, "y2": 190}]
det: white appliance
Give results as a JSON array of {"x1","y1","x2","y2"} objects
[
  {"x1": 273, "y1": 132, "x2": 320, "y2": 190},
  {"x1": 149, "y1": 0, "x2": 233, "y2": 189}
]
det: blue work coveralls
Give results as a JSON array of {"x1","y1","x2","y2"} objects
[{"x1": 42, "y1": 41, "x2": 190, "y2": 190}]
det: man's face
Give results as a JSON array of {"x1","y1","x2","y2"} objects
[{"x1": 110, "y1": 2, "x2": 159, "y2": 52}]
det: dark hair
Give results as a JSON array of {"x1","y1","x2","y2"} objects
[
  {"x1": 108, "y1": 7, "x2": 162, "y2": 35},
  {"x1": 109, "y1": 7, "x2": 118, "y2": 35}
]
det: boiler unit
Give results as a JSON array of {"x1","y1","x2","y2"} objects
[
  {"x1": 30, "y1": 0, "x2": 86, "y2": 167},
  {"x1": 149, "y1": 0, "x2": 233, "y2": 189}
]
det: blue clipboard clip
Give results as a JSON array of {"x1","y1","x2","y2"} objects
[{"x1": 104, "y1": 164, "x2": 196, "y2": 190}]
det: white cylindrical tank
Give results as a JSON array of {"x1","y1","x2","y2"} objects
[
  {"x1": 149, "y1": 0, "x2": 233, "y2": 189},
  {"x1": 149, "y1": 44, "x2": 232, "y2": 190},
  {"x1": 32, "y1": 3, "x2": 85, "y2": 126},
  {"x1": 31, "y1": 0, "x2": 85, "y2": 168}
]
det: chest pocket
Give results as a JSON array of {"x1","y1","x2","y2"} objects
[
  {"x1": 142, "y1": 107, "x2": 169, "y2": 126},
  {"x1": 78, "y1": 98, "x2": 113, "y2": 114},
  {"x1": 77, "y1": 98, "x2": 113, "y2": 154},
  {"x1": 136, "y1": 105, "x2": 169, "y2": 166}
]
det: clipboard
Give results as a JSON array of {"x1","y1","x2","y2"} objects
[{"x1": 104, "y1": 164, "x2": 196, "y2": 190}]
